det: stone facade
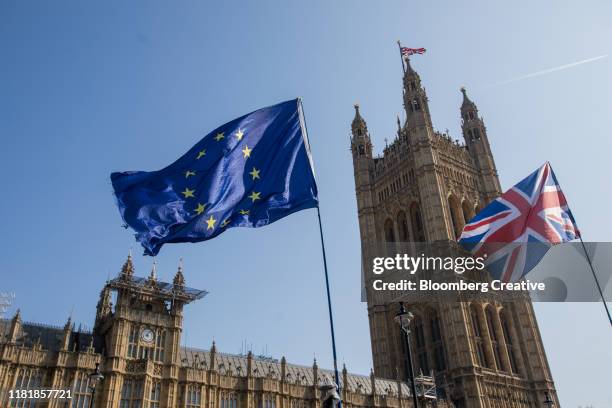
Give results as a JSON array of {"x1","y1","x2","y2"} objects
[
  {"x1": 350, "y1": 57, "x2": 559, "y2": 408},
  {"x1": 0, "y1": 255, "x2": 444, "y2": 408}
]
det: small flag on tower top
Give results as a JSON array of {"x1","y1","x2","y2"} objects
[{"x1": 401, "y1": 47, "x2": 426, "y2": 56}]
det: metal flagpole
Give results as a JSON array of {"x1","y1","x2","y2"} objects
[
  {"x1": 316, "y1": 206, "x2": 342, "y2": 406},
  {"x1": 554, "y1": 165, "x2": 611, "y2": 326},
  {"x1": 577, "y1": 237, "x2": 612, "y2": 326},
  {"x1": 397, "y1": 40, "x2": 406, "y2": 73},
  {"x1": 297, "y1": 98, "x2": 342, "y2": 406}
]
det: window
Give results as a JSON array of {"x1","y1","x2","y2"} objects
[
  {"x1": 430, "y1": 313, "x2": 447, "y2": 371},
  {"x1": 263, "y1": 394, "x2": 276, "y2": 408},
  {"x1": 412, "y1": 316, "x2": 429, "y2": 374},
  {"x1": 410, "y1": 203, "x2": 425, "y2": 241},
  {"x1": 384, "y1": 219, "x2": 395, "y2": 242},
  {"x1": 120, "y1": 378, "x2": 143, "y2": 408},
  {"x1": 397, "y1": 211, "x2": 409, "y2": 241},
  {"x1": 470, "y1": 305, "x2": 488, "y2": 368},
  {"x1": 154, "y1": 331, "x2": 166, "y2": 362},
  {"x1": 186, "y1": 385, "x2": 202, "y2": 408},
  {"x1": 71, "y1": 371, "x2": 91, "y2": 408},
  {"x1": 486, "y1": 307, "x2": 502, "y2": 370},
  {"x1": 128, "y1": 326, "x2": 138, "y2": 358},
  {"x1": 149, "y1": 381, "x2": 161, "y2": 408},
  {"x1": 11, "y1": 368, "x2": 43, "y2": 408},
  {"x1": 500, "y1": 311, "x2": 519, "y2": 374},
  {"x1": 411, "y1": 99, "x2": 421, "y2": 112},
  {"x1": 220, "y1": 392, "x2": 238, "y2": 408}
]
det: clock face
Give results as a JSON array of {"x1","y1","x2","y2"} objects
[{"x1": 141, "y1": 328, "x2": 155, "y2": 343}]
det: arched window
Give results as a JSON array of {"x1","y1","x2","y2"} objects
[
  {"x1": 500, "y1": 311, "x2": 519, "y2": 374},
  {"x1": 384, "y1": 219, "x2": 395, "y2": 242},
  {"x1": 430, "y1": 311, "x2": 447, "y2": 371},
  {"x1": 470, "y1": 304, "x2": 487, "y2": 367},
  {"x1": 410, "y1": 203, "x2": 425, "y2": 241},
  {"x1": 461, "y1": 200, "x2": 474, "y2": 224},
  {"x1": 448, "y1": 195, "x2": 464, "y2": 239},
  {"x1": 412, "y1": 316, "x2": 429, "y2": 374},
  {"x1": 397, "y1": 211, "x2": 409, "y2": 241},
  {"x1": 486, "y1": 307, "x2": 502, "y2": 370}
]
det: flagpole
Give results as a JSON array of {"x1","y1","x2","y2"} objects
[
  {"x1": 397, "y1": 40, "x2": 406, "y2": 73},
  {"x1": 297, "y1": 98, "x2": 342, "y2": 405},
  {"x1": 578, "y1": 237, "x2": 612, "y2": 326},
  {"x1": 316, "y1": 205, "x2": 342, "y2": 404}
]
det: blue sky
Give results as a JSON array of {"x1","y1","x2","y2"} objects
[{"x1": 1, "y1": 1, "x2": 611, "y2": 406}]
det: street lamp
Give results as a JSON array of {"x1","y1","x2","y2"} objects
[
  {"x1": 88, "y1": 362, "x2": 104, "y2": 408},
  {"x1": 394, "y1": 302, "x2": 419, "y2": 408},
  {"x1": 543, "y1": 392, "x2": 554, "y2": 408}
]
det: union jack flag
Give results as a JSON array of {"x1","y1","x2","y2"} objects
[
  {"x1": 401, "y1": 47, "x2": 426, "y2": 56},
  {"x1": 458, "y1": 162, "x2": 579, "y2": 282}
]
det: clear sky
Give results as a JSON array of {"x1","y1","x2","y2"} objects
[{"x1": 1, "y1": 1, "x2": 611, "y2": 406}]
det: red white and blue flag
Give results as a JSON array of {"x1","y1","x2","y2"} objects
[
  {"x1": 401, "y1": 47, "x2": 426, "y2": 56},
  {"x1": 458, "y1": 162, "x2": 579, "y2": 282}
]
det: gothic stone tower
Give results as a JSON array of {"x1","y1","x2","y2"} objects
[{"x1": 350, "y1": 57, "x2": 558, "y2": 408}]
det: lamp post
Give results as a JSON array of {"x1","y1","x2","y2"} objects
[
  {"x1": 543, "y1": 392, "x2": 554, "y2": 408},
  {"x1": 88, "y1": 362, "x2": 104, "y2": 408},
  {"x1": 394, "y1": 302, "x2": 419, "y2": 408}
]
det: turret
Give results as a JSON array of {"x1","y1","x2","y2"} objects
[
  {"x1": 120, "y1": 251, "x2": 134, "y2": 281},
  {"x1": 61, "y1": 316, "x2": 73, "y2": 350},
  {"x1": 460, "y1": 87, "x2": 502, "y2": 201},
  {"x1": 8, "y1": 309, "x2": 22, "y2": 343},
  {"x1": 402, "y1": 57, "x2": 433, "y2": 132},
  {"x1": 350, "y1": 104, "x2": 378, "y2": 256},
  {"x1": 350, "y1": 104, "x2": 372, "y2": 159}
]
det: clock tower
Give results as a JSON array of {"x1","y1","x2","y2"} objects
[{"x1": 93, "y1": 254, "x2": 207, "y2": 408}]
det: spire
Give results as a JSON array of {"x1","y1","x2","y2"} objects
[
  {"x1": 149, "y1": 260, "x2": 157, "y2": 281},
  {"x1": 120, "y1": 250, "x2": 134, "y2": 279},
  {"x1": 13, "y1": 308, "x2": 21, "y2": 323},
  {"x1": 460, "y1": 86, "x2": 476, "y2": 110},
  {"x1": 173, "y1": 258, "x2": 186, "y2": 288},
  {"x1": 351, "y1": 104, "x2": 372, "y2": 159},
  {"x1": 351, "y1": 103, "x2": 368, "y2": 136},
  {"x1": 64, "y1": 315, "x2": 72, "y2": 331}
]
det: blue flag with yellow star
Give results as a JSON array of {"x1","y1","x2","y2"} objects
[{"x1": 111, "y1": 99, "x2": 318, "y2": 256}]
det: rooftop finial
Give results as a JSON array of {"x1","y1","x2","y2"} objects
[
  {"x1": 174, "y1": 258, "x2": 186, "y2": 288},
  {"x1": 150, "y1": 259, "x2": 157, "y2": 281}
]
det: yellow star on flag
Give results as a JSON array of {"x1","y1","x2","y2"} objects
[
  {"x1": 196, "y1": 150, "x2": 207, "y2": 159},
  {"x1": 249, "y1": 167, "x2": 260, "y2": 180},
  {"x1": 185, "y1": 170, "x2": 196, "y2": 178},
  {"x1": 242, "y1": 145, "x2": 252, "y2": 158},
  {"x1": 206, "y1": 215, "x2": 216, "y2": 230},
  {"x1": 215, "y1": 132, "x2": 225, "y2": 142},
  {"x1": 221, "y1": 219, "x2": 230, "y2": 227},
  {"x1": 181, "y1": 188, "x2": 195, "y2": 198},
  {"x1": 248, "y1": 191, "x2": 261, "y2": 202},
  {"x1": 235, "y1": 129, "x2": 244, "y2": 140},
  {"x1": 239, "y1": 209, "x2": 250, "y2": 215},
  {"x1": 195, "y1": 203, "x2": 206, "y2": 215}
]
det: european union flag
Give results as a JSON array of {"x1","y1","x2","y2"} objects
[{"x1": 111, "y1": 99, "x2": 318, "y2": 256}]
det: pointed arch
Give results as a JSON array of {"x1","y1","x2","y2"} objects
[
  {"x1": 397, "y1": 210, "x2": 410, "y2": 241},
  {"x1": 461, "y1": 199, "x2": 475, "y2": 224},
  {"x1": 410, "y1": 203, "x2": 425, "y2": 241},
  {"x1": 447, "y1": 194, "x2": 464, "y2": 238},
  {"x1": 500, "y1": 309, "x2": 519, "y2": 374},
  {"x1": 384, "y1": 218, "x2": 395, "y2": 242},
  {"x1": 469, "y1": 303, "x2": 487, "y2": 367},
  {"x1": 485, "y1": 306, "x2": 502, "y2": 370}
]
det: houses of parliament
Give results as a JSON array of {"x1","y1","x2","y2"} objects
[{"x1": 0, "y1": 56, "x2": 557, "y2": 408}]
